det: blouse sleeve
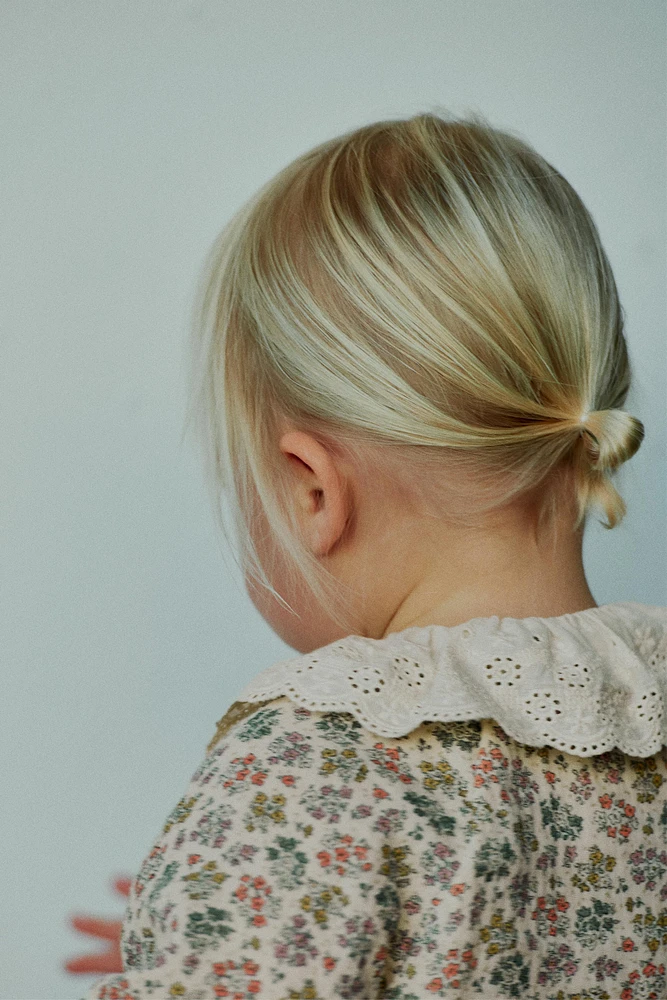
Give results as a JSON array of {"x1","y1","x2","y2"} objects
[{"x1": 80, "y1": 698, "x2": 399, "y2": 1000}]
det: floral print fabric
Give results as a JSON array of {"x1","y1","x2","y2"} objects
[{"x1": 83, "y1": 694, "x2": 667, "y2": 1000}]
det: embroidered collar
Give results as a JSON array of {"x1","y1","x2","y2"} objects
[{"x1": 236, "y1": 602, "x2": 667, "y2": 757}]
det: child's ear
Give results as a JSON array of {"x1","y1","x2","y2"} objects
[{"x1": 278, "y1": 430, "x2": 352, "y2": 558}]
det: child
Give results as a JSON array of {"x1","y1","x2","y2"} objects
[{"x1": 75, "y1": 111, "x2": 666, "y2": 999}]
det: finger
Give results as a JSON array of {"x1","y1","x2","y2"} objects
[
  {"x1": 69, "y1": 915, "x2": 123, "y2": 940},
  {"x1": 64, "y1": 949, "x2": 123, "y2": 975},
  {"x1": 112, "y1": 876, "x2": 132, "y2": 897}
]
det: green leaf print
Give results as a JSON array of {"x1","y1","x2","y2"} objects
[
  {"x1": 660, "y1": 799, "x2": 667, "y2": 827},
  {"x1": 487, "y1": 951, "x2": 530, "y2": 997},
  {"x1": 574, "y1": 898, "x2": 619, "y2": 947},
  {"x1": 375, "y1": 881, "x2": 401, "y2": 935},
  {"x1": 427, "y1": 719, "x2": 482, "y2": 752},
  {"x1": 235, "y1": 706, "x2": 284, "y2": 741},
  {"x1": 540, "y1": 793, "x2": 584, "y2": 841},
  {"x1": 313, "y1": 710, "x2": 365, "y2": 745},
  {"x1": 147, "y1": 860, "x2": 180, "y2": 907},
  {"x1": 183, "y1": 905, "x2": 235, "y2": 953},
  {"x1": 264, "y1": 834, "x2": 309, "y2": 887},
  {"x1": 402, "y1": 790, "x2": 456, "y2": 835},
  {"x1": 474, "y1": 838, "x2": 518, "y2": 882}
]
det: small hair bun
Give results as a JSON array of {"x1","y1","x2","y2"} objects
[{"x1": 579, "y1": 408, "x2": 645, "y2": 472}]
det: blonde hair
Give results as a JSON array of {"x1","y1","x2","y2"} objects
[{"x1": 182, "y1": 109, "x2": 645, "y2": 632}]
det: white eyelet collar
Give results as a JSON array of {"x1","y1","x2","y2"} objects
[{"x1": 236, "y1": 602, "x2": 667, "y2": 757}]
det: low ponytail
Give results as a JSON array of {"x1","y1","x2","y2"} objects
[{"x1": 571, "y1": 409, "x2": 645, "y2": 530}]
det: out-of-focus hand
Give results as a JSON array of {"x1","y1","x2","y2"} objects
[{"x1": 64, "y1": 875, "x2": 131, "y2": 975}]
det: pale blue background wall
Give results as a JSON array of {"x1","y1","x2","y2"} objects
[{"x1": 1, "y1": 2, "x2": 665, "y2": 997}]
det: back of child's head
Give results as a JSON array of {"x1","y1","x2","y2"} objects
[{"x1": 184, "y1": 109, "x2": 644, "y2": 630}]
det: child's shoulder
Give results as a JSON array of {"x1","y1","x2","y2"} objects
[
  {"x1": 205, "y1": 694, "x2": 372, "y2": 755},
  {"x1": 206, "y1": 693, "x2": 488, "y2": 759}
]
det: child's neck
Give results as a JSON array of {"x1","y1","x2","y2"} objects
[{"x1": 377, "y1": 521, "x2": 596, "y2": 638}]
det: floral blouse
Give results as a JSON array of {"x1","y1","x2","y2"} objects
[{"x1": 81, "y1": 692, "x2": 667, "y2": 1000}]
